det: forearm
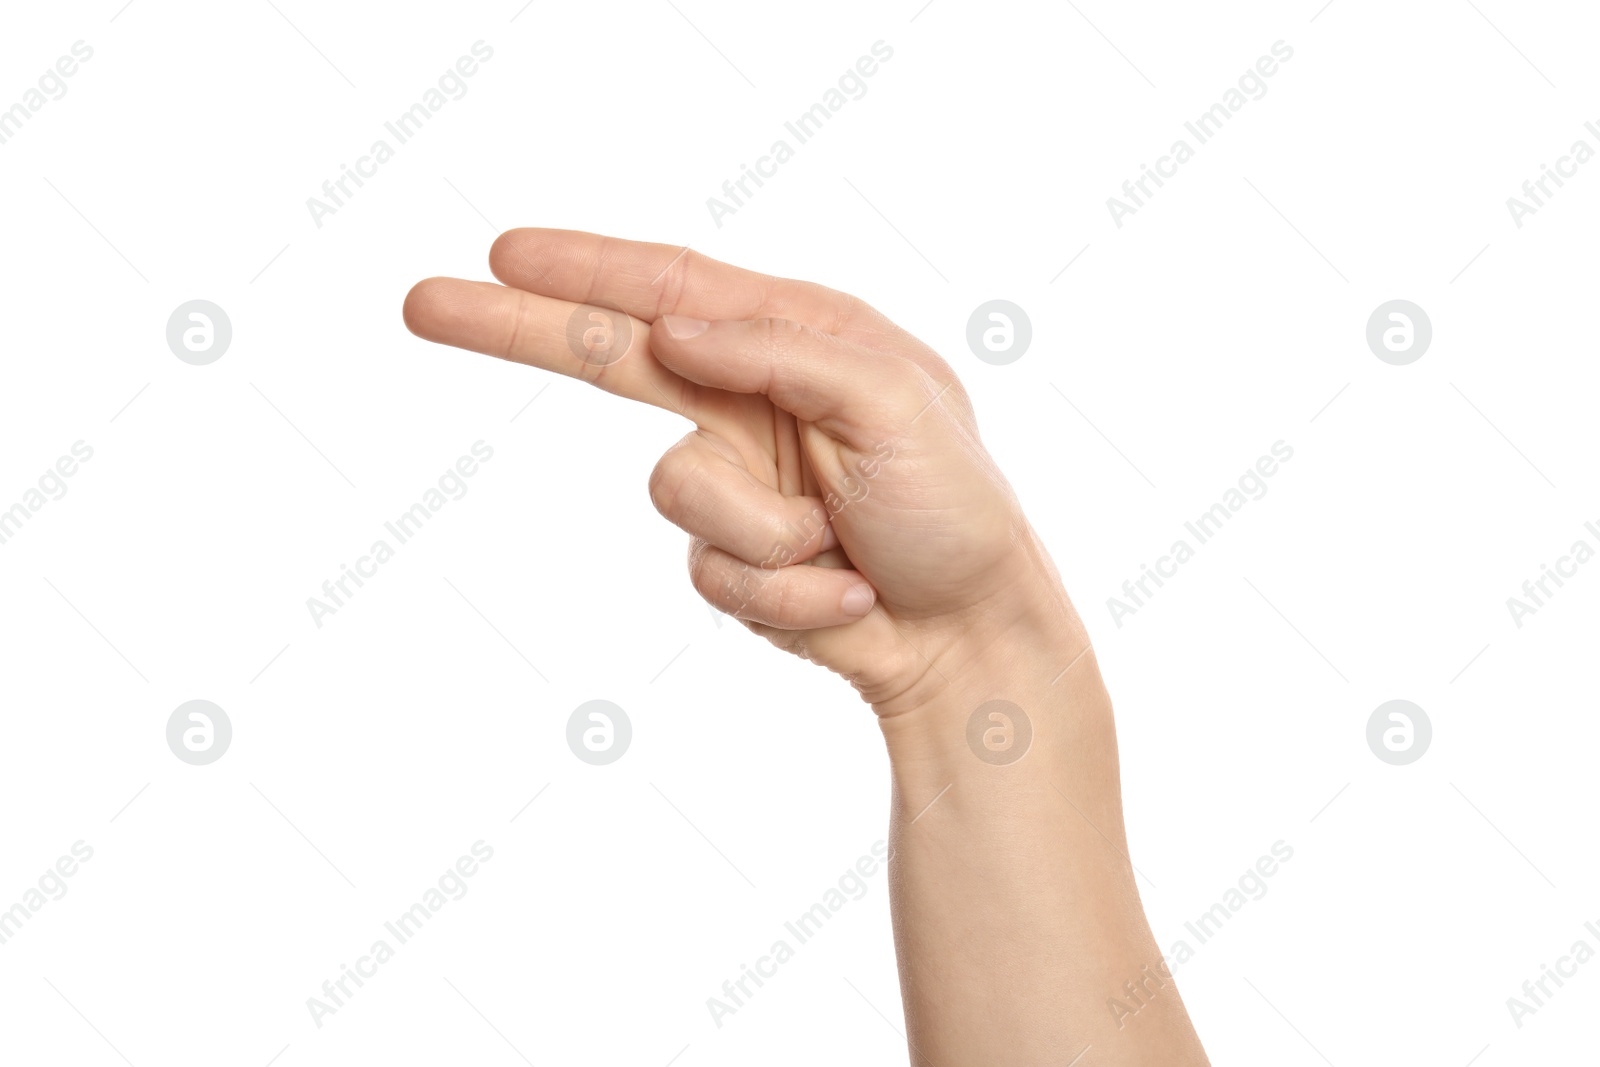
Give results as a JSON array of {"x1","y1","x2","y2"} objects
[{"x1": 876, "y1": 566, "x2": 1209, "y2": 1065}]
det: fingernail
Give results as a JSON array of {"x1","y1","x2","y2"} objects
[
  {"x1": 820, "y1": 524, "x2": 839, "y2": 552},
  {"x1": 841, "y1": 583, "x2": 875, "y2": 617},
  {"x1": 662, "y1": 314, "x2": 709, "y2": 339}
]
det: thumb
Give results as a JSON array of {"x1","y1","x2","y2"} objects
[{"x1": 650, "y1": 314, "x2": 932, "y2": 444}]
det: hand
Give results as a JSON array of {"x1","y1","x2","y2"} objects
[
  {"x1": 405, "y1": 230, "x2": 1208, "y2": 1067},
  {"x1": 403, "y1": 229, "x2": 1074, "y2": 712}
]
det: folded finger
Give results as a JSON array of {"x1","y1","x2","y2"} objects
[
  {"x1": 688, "y1": 539, "x2": 875, "y2": 629},
  {"x1": 650, "y1": 431, "x2": 837, "y2": 567}
]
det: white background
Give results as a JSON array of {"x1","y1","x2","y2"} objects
[{"x1": 1, "y1": 1, "x2": 1597, "y2": 1064}]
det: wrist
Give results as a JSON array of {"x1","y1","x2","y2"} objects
[{"x1": 872, "y1": 552, "x2": 1105, "y2": 767}]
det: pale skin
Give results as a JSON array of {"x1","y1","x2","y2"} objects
[{"x1": 403, "y1": 230, "x2": 1211, "y2": 1066}]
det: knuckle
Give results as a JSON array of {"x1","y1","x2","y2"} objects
[
  {"x1": 770, "y1": 504, "x2": 823, "y2": 565},
  {"x1": 896, "y1": 361, "x2": 948, "y2": 411},
  {"x1": 825, "y1": 288, "x2": 877, "y2": 333},
  {"x1": 647, "y1": 438, "x2": 702, "y2": 520},
  {"x1": 751, "y1": 316, "x2": 810, "y2": 357},
  {"x1": 499, "y1": 290, "x2": 529, "y2": 361},
  {"x1": 685, "y1": 541, "x2": 720, "y2": 600},
  {"x1": 890, "y1": 355, "x2": 930, "y2": 390},
  {"x1": 646, "y1": 455, "x2": 683, "y2": 519},
  {"x1": 653, "y1": 246, "x2": 696, "y2": 318},
  {"x1": 688, "y1": 542, "x2": 749, "y2": 615}
]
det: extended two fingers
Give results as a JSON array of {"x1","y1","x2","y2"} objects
[{"x1": 404, "y1": 230, "x2": 966, "y2": 427}]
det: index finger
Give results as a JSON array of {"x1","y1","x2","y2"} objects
[
  {"x1": 402, "y1": 277, "x2": 695, "y2": 418},
  {"x1": 488, "y1": 228, "x2": 864, "y2": 332}
]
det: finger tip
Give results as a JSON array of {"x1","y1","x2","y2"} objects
[
  {"x1": 489, "y1": 227, "x2": 583, "y2": 286},
  {"x1": 487, "y1": 228, "x2": 527, "y2": 276},
  {"x1": 401, "y1": 276, "x2": 455, "y2": 338}
]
